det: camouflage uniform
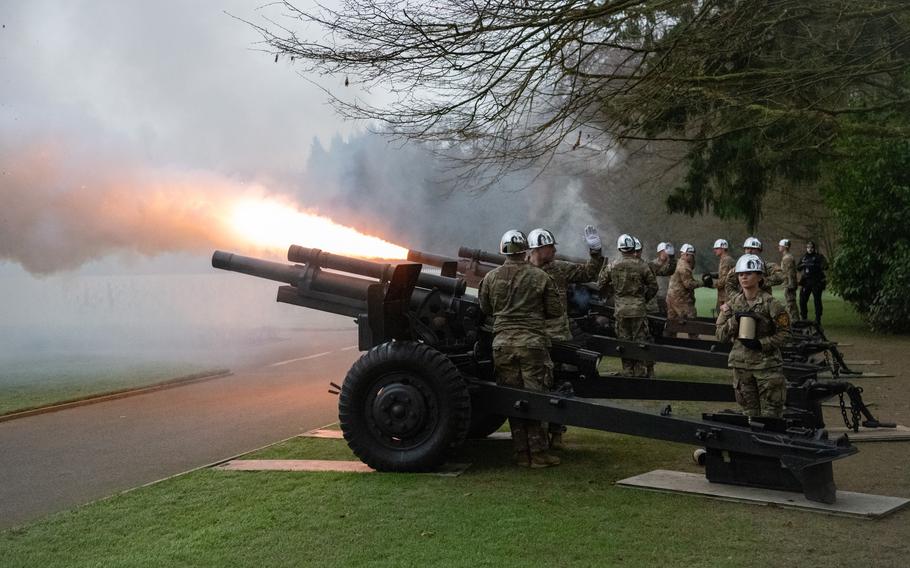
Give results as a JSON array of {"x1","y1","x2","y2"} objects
[
  {"x1": 647, "y1": 256, "x2": 676, "y2": 315},
  {"x1": 597, "y1": 255, "x2": 658, "y2": 376},
  {"x1": 715, "y1": 253, "x2": 736, "y2": 312},
  {"x1": 644, "y1": 256, "x2": 675, "y2": 376},
  {"x1": 539, "y1": 250, "x2": 604, "y2": 341},
  {"x1": 479, "y1": 257, "x2": 562, "y2": 461},
  {"x1": 655, "y1": 255, "x2": 677, "y2": 311},
  {"x1": 715, "y1": 291, "x2": 791, "y2": 417},
  {"x1": 780, "y1": 251, "x2": 799, "y2": 321},
  {"x1": 666, "y1": 257, "x2": 701, "y2": 333}
]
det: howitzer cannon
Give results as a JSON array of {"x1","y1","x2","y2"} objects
[{"x1": 213, "y1": 246, "x2": 868, "y2": 503}]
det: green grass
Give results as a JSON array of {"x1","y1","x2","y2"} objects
[
  {"x1": 0, "y1": 355, "x2": 211, "y2": 415},
  {"x1": 693, "y1": 286, "x2": 862, "y2": 334},
  {"x1": 2, "y1": 430, "x2": 907, "y2": 568}
]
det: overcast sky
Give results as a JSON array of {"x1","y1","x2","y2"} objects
[{"x1": 0, "y1": 0, "x2": 358, "y2": 181}]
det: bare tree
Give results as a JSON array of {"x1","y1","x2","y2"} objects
[{"x1": 248, "y1": 1, "x2": 910, "y2": 223}]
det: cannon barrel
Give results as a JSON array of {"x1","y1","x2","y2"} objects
[
  {"x1": 407, "y1": 249, "x2": 457, "y2": 267},
  {"x1": 212, "y1": 250, "x2": 300, "y2": 285},
  {"x1": 458, "y1": 246, "x2": 506, "y2": 265},
  {"x1": 290, "y1": 245, "x2": 466, "y2": 296},
  {"x1": 457, "y1": 246, "x2": 587, "y2": 265},
  {"x1": 212, "y1": 250, "x2": 374, "y2": 306}
]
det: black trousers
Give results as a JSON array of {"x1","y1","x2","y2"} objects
[{"x1": 799, "y1": 286, "x2": 824, "y2": 323}]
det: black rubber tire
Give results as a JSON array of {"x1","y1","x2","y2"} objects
[
  {"x1": 339, "y1": 341, "x2": 471, "y2": 472},
  {"x1": 466, "y1": 391, "x2": 506, "y2": 438}
]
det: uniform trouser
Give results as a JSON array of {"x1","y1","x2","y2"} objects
[
  {"x1": 784, "y1": 287, "x2": 799, "y2": 321},
  {"x1": 667, "y1": 301, "x2": 699, "y2": 339},
  {"x1": 493, "y1": 346, "x2": 552, "y2": 456},
  {"x1": 732, "y1": 367, "x2": 786, "y2": 418},
  {"x1": 615, "y1": 316, "x2": 649, "y2": 377},
  {"x1": 799, "y1": 286, "x2": 824, "y2": 323}
]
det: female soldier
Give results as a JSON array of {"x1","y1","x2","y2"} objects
[{"x1": 716, "y1": 254, "x2": 791, "y2": 418}]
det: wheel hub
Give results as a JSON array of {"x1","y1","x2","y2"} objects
[{"x1": 371, "y1": 383, "x2": 427, "y2": 438}]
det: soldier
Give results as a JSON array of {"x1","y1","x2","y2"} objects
[
  {"x1": 479, "y1": 229, "x2": 563, "y2": 468},
  {"x1": 527, "y1": 226, "x2": 604, "y2": 342},
  {"x1": 712, "y1": 239, "x2": 735, "y2": 314},
  {"x1": 645, "y1": 241, "x2": 676, "y2": 376},
  {"x1": 667, "y1": 243, "x2": 703, "y2": 338},
  {"x1": 597, "y1": 234, "x2": 657, "y2": 377},
  {"x1": 527, "y1": 225, "x2": 603, "y2": 450},
  {"x1": 797, "y1": 240, "x2": 829, "y2": 325},
  {"x1": 778, "y1": 239, "x2": 799, "y2": 321},
  {"x1": 654, "y1": 242, "x2": 676, "y2": 312},
  {"x1": 716, "y1": 254, "x2": 791, "y2": 418},
  {"x1": 723, "y1": 237, "x2": 784, "y2": 298}
]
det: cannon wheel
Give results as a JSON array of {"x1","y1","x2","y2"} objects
[{"x1": 339, "y1": 341, "x2": 470, "y2": 471}]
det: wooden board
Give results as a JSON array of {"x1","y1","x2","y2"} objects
[{"x1": 617, "y1": 470, "x2": 909, "y2": 519}]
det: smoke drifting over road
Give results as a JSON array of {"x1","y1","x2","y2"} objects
[
  {"x1": 0, "y1": 140, "x2": 412, "y2": 275},
  {"x1": 1, "y1": 142, "x2": 238, "y2": 274}
]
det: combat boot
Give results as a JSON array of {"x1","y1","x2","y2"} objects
[
  {"x1": 548, "y1": 432, "x2": 565, "y2": 451},
  {"x1": 514, "y1": 451, "x2": 531, "y2": 468},
  {"x1": 529, "y1": 451, "x2": 560, "y2": 468}
]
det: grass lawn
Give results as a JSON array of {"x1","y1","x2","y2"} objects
[
  {"x1": 2, "y1": 288, "x2": 907, "y2": 567},
  {"x1": 0, "y1": 355, "x2": 214, "y2": 415}
]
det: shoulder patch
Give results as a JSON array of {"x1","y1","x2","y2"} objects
[{"x1": 775, "y1": 312, "x2": 790, "y2": 329}]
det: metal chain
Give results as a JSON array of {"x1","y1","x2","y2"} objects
[{"x1": 838, "y1": 393, "x2": 859, "y2": 432}]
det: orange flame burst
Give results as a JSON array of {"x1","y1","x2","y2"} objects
[{"x1": 229, "y1": 197, "x2": 408, "y2": 259}]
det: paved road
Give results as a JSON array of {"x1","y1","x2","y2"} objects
[{"x1": 0, "y1": 328, "x2": 360, "y2": 530}]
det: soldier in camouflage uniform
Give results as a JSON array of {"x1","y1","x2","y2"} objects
[
  {"x1": 723, "y1": 237, "x2": 785, "y2": 298},
  {"x1": 712, "y1": 239, "x2": 736, "y2": 314},
  {"x1": 716, "y1": 254, "x2": 791, "y2": 418},
  {"x1": 778, "y1": 239, "x2": 799, "y2": 321},
  {"x1": 527, "y1": 225, "x2": 603, "y2": 450},
  {"x1": 479, "y1": 230, "x2": 563, "y2": 468},
  {"x1": 666, "y1": 243, "x2": 702, "y2": 338},
  {"x1": 654, "y1": 242, "x2": 676, "y2": 312},
  {"x1": 527, "y1": 226, "x2": 604, "y2": 342},
  {"x1": 597, "y1": 234, "x2": 658, "y2": 376},
  {"x1": 644, "y1": 242, "x2": 676, "y2": 376}
]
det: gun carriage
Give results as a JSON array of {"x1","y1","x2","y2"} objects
[{"x1": 212, "y1": 245, "x2": 890, "y2": 504}]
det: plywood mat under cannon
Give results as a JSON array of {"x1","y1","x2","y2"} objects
[{"x1": 617, "y1": 470, "x2": 909, "y2": 519}]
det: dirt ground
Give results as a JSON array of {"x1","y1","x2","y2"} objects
[{"x1": 827, "y1": 331, "x2": 910, "y2": 500}]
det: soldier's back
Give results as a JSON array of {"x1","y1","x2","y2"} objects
[{"x1": 480, "y1": 260, "x2": 555, "y2": 347}]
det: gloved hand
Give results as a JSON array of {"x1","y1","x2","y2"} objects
[
  {"x1": 665, "y1": 244, "x2": 675, "y2": 256},
  {"x1": 738, "y1": 338, "x2": 762, "y2": 350},
  {"x1": 584, "y1": 225, "x2": 602, "y2": 251},
  {"x1": 701, "y1": 273, "x2": 714, "y2": 287}
]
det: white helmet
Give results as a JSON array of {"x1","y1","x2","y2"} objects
[
  {"x1": 617, "y1": 233, "x2": 636, "y2": 252},
  {"x1": 499, "y1": 230, "x2": 529, "y2": 255},
  {"x1": 633, "y1": 236, "x2": 642, "y2": 252},
  {"x1": 735, "y1": 254, "x2": 765, "y2": 273},
  {"x1": 779, "y1": 238, "x2": 790, "y2": 248},
  {"x1": 656, "y1": 241, "x2": 668, "y2": 253},
  {"x1": 743, "y1": 236, "x2": 762, "y2": 251},
  {"x1": 680, "y1": 243, "x2": 695, "y2": 255},
  {"x1": 713, "y1": 239, "x2": 729, "y2": 250},
  {"x1": 528, "y1": 228, "x2": 557, "y2": 249}
]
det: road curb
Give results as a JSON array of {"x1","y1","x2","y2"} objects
[{"x1": 0, "y1": 369, "x2": 233, "y2": 423}]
